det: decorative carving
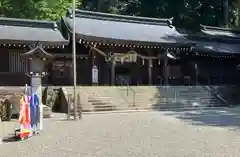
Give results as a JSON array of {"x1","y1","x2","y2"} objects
[{"x1": 21, "y1": 41, "x2": 53, "y2": 58}]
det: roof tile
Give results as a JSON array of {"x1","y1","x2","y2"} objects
[
  {"x1": 0, "y1": 17, "x2": 68, "y2": 46},
  {"x1": 64, "y1": 9, "x2": 193, "y2": 46}
]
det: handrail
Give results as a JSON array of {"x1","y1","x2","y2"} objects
[
  {"x1": 157, "y1": 76, "x2": 163, "y2": 85},
  {"x1": 116, "y1": 76, "x2": 136, "y2": 107},
  {"x1": 203, "y1": 85, "x2": 228, "y2": 105}
]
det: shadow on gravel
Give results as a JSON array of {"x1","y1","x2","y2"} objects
[
  {"x1": 152, "y1": 86, "x2": 240, "y2": 129},
  {"x1": 162, "y1": 108, "x2": 240, "y2": 129},
  {"x1": 2, "y1": 135, "x2": 20, "y2": 143}
]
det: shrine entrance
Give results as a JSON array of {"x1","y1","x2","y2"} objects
[
  {"x1": 115, "y1": 63, "x2": 136, "y2": 85},
  {"x1": 110, "y1": 51, "x2": 140, "y2": 85},
  {"x1": 50, "y1": 60, "x2": 73, "y2": 85}
]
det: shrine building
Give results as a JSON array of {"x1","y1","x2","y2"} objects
[
  {"x1": 0, "y1": 17, "x2": 68, "y2": 85},
  {"x1": 57, "y1": 9, "x2": 195, "y2": 86},
  {"x1": 186, "y1": 25, "x2": 240, "y2": 85},
  {"x1": 0, "y1": 9, "x2": 239, "y2": 86}
]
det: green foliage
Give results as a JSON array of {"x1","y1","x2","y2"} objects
[
  {"x1": 0, "y1": 0, "x2": 82, "y2": 20},
  {"x1": 0, "y1": 0, "x2": 240, "y2": 30},
  {"x1": 80, "y1": 0, "x2": 240, "y2": 29}
]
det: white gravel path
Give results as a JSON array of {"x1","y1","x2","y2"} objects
[{"x1": 1, "y1": 110, "x2": 240, "y2": 157}]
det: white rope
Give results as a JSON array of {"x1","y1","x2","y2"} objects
[{"x1": 89, "y1": 46, "x2": 162, "y2": 62}]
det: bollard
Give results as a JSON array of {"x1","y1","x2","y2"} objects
[
  {"x1": 0, "y1": 117, "x2": 3, "y2": 144},
  {"x1": 77, "y1": 94, "x2": 82, "y2": 119},
  {"x1": 67, "y1": 94, "x2": 71, "y2": 120}
]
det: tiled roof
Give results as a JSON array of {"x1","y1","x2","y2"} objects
[
  {"x1": 186, "y1": 25, "x2": 240, "y2": 54},
  {"x1": 63, "y1": 9, "x2": 193, "y2": 46},
  {"x1": 194, "y1": 41, "x2": 240, "y2": 54},
  {"x1": 200, "y1": 24, "x2": 240, "y2": 40},
  {"x1": 0, "y1": 17, "x2": 69, "y2": 46}
]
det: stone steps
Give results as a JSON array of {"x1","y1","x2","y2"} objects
[{"x1": 49, "y1": 86, "x2": 228, "y2": 113}]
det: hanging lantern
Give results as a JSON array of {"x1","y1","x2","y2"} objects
[{"x1": 158, "y1": 60, "x2": 161, "y2": 65}]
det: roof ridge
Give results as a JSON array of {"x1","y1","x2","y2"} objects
[
  {"x1": 0, "y1": 17, "x2": 57, "y2": 30},
  {"x1": 67, "y1": 9, "x2": 173, "y2": 26},
  {"x1": 200, "y1": 24, "x2": 240, "y2": 33}
]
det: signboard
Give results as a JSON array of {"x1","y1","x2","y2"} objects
[
  {"x1": 106, "y1": 51, "x2": 138, "y2": 63},
  {"x1": 92, "y1": 65, "x2": 98, "y2": 84},
  {"x1": 113, "y1": 53, "x2": 137, "y2": 63}
]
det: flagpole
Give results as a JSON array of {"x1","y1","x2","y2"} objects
[{"x1": 72, "y1": 0, "x2": 78, "y2": 120}]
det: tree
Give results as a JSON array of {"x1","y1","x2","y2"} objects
[
  {"x1": 122, "y1": 0, "x2": 229, "y2": 29},
  {"x1": 0, "y1": 0, "x2": 12, "y2": 17},
  {"x1": 0, "y1": 0, "x2": 237, "y2": 29},
  {"x1": 0, "y1": 0, "x2": 81, "y2": 20}
]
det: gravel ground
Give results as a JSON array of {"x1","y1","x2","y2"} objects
[{"x1": 0, "y1": 109, "x2": 240, "y2": 157}]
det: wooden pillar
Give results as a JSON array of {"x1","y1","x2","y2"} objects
[
  {"x1": 136, "y1": 57, "x2": 140, "y2": 85},
  {"x1": 111, "y1": 61, "x2": 115, "y2": 85},
  {"x1": 148, "y1": 59, "x2": 152, "y2": 85},
  {"x1": 109, "y1": 48, "x2": 116, "y2": 86},
  {"x1": 163, "y1": 50, "x2": 168, "y2": 85},
  {"x1": 148, "y1": 50, "x2": 153, "y2": 85}
]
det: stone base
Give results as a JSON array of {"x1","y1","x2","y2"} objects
[{"x1": 43, "y1": 105, "x2": 52, "y2": 118}]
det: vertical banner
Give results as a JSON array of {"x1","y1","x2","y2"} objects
[
  {"x1": 92, "y1": 65, "x2": 98, "y2": 84},
  {"x1": 19, "y1": 95, "x2": 30, "y2": 139},
  {"x1": 31, "y1": 76, "x2": 42, "y2": 130},
  {"x1": 30, "y1": 93, "x2": 39, "y2": 135}
]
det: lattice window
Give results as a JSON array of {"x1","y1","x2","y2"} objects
[{"x1": 9, "y1": 51, "x2": 28, "y2": 72}]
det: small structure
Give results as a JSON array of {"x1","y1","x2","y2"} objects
[{"x1": 21, "y1": 42, "x2": 54, "y2": 130}]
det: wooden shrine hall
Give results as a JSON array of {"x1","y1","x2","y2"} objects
[
  {"x1": 186, "y1": 25, "x2": 240, "y2": 85},
  {"x1": 61, "y1": 9, "x2": 195, "y2": 86},
  {"x1": 0, "y1": 17, "x2": 69, "y2": 85}
]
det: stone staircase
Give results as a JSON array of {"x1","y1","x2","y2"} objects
[
  {"x1": 62, "y1": 86, "x2": 137, "y2": 112},
  {"x1": 151, "y1": 86, "x2": 226, "y2": 110},
  {"x1": 61, "y1": 86, "x2": 118, "y2": 112},
  {"x1": 210, "y1": 85, "x2": 240, "y2": 106},
  {"x1": 54, "y1": 85, "x2": 228, "y2": 112},
  {"x1": 87, "y1": 87, "x2": 117, "y2": 112},
  {"x1": 116, "y1": 86, "x2": 156, "y2": 109}
]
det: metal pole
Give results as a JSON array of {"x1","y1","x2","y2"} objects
[
  {"x1": 77, "y1": 94, "x2": 82, "y2": 119},
  {"x1": 72, "y1": 0, "x2": 78, "y2": 120},
  {"x1": 67, "y1": 94, "x2": 71, "y2": 120}
]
